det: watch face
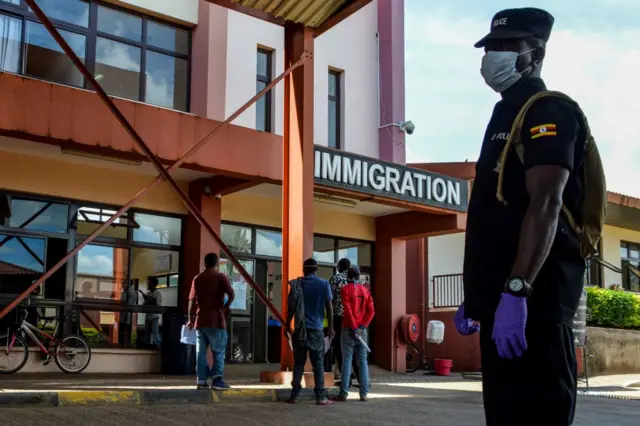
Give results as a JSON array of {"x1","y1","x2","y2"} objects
[{"x1": 508, "y1": 278, "x2": 524, "y2": 292}]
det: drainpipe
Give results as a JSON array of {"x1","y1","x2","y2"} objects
[
  {"x1": 376, "y1": 31, "x2": 381, "y2": 128},
  {"x1": 419, "y1": 237, "x2": 427, "y2": 354}
]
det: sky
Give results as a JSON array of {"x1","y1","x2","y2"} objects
[{"x1": 404, "y1": 0, "x2": 640, "y2": 198}]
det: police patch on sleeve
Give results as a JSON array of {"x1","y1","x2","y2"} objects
[{"x1": 529, "y1": 123, "x2": 557, "y2": 139}]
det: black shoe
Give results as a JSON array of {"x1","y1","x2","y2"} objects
[{"x1": 196, "y1": 384, "x2": 209, "y2": 390}]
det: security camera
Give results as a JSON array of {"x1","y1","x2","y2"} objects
[
  {"x1": 399, "y1": 120, "x2": 415, "y2": 135},
  {"x1": 214, "y1": 194, "x2": 222, "y2": 200}
]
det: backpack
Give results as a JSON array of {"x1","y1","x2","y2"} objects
[
  {"x1": 287, "y1": 278, "x2": 307, "y2": 342},
  {"x1": 495, "y1": 91, "x2": 607, "y2": 259}
]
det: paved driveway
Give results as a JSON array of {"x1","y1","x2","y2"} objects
[{"x1": 0, "y1": 384, "x2": 637, "y2": 425}]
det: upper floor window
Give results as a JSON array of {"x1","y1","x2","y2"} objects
[
  {"x1": 0, "y1": 0, "x2": 190, "y2": 111},
  {"x1": 328, "y1": 69, "x2": 342, "y2": 149},
  {"x1": 256, "y1": 48, "x2": 272, "y2": 132},
  {"x1": 620, "y1": 241, "x2": 640, "y2": 292}
]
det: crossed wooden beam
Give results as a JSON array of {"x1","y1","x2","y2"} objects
[{"x1": 0, "y1": 0, "x2": 311, "y2": 327}]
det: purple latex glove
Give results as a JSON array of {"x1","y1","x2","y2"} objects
[
  {"x1": 492, "y1": 293, "x2": 528, "y2": 359},
  {"x1": 454, "y1": 303, "x2": 480, "y2": 336}
]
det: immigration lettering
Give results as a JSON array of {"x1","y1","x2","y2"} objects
[{"x1": 314, "y1": 147, "x2": 468, "y2": 212}]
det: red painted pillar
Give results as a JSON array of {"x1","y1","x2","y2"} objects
[
  {"x1": 281, "y1": 23, "x2": 315, "y2": 371},
  {"x1": 181, "y1": 180, "x2": 221, "y2": 314},
  {"x1": 374, "y1": 234, "x2": 407, "y2": 372},
  {"x1": 377, "y1": 0, "x2": 406, "y2": 164}
]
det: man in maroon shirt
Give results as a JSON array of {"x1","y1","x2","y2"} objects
[{"x1": 188, "y1": 253, "x2": 235, "y2": 390}]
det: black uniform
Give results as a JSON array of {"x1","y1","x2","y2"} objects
[{"x1": 464, "y1": 78, "x2": 587, "y2": 425}]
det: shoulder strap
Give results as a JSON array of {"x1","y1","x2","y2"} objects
[
  {"x1": 497, "y1": 90, "x2": 579, "y2": 204},
  {"x1": 497, "y1": 90, "x2": 589, "y2": 239}
]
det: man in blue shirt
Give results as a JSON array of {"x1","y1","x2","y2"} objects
[{"x1": 286, "y1": 258, "x2": 334, "y2": 405}]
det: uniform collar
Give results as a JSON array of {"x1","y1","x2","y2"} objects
[{"x1": 501, "y1": 77, "x2": 547, "y2": 107}]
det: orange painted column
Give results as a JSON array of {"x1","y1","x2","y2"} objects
[
  {"x1": 182, "y1": 180, "x2": 222, "y2": 314},
  {"x1": 281, "y1": 23, "x2": 315, "y2": 371},
  {"x1": 112, "y1": 247, "x2": 127, "y2": 344}
]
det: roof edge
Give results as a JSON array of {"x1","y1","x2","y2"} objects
[{"x1": 411, "y1": 161, "x2": 640, "y2": 210}]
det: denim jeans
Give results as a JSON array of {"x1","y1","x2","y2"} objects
[
  {"x1": 196, "y1": 328, "x2": 228, "y2": 385},
  {"x1": 145, "y1": 317, "x2": 161, "y2": 346},
  {"x1": 340, "y1": 328, "x2": 369, "y2": 398},
  {"x1": 290, "y1": 329, "x2": 326, "y2": 401}
]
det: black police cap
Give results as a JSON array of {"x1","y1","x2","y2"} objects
[{"x1": 474, "y1": 7, "x2": 554, "y2": 48}]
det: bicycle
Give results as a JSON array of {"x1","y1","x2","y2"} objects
[{"x1": 0, "y1": 306, "x2": 91, "y2": 374}]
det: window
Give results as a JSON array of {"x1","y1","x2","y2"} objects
[
  {"x1": 221, "y1": 223, "x2": 252, "y2": 253},
  {"x1": 620, "y1": 241, "x2": 640, "y2": 292},
  {"x1": 313, "y1": 236, "x2": 335, "y2": 264},
  {"x1": 24, "y1": 20, "x2": 86, "y2": 87},
  {"x1": 0, "y1": 233, "x2": 45, "y2": 295},
  {"x1": 130, "y1": 247, "x2": 178, "y2": 307},
  {"x1": 133, "y1": 213, "x2": 182, "y2": 246},
  {"x1": 256, "y1": 48, "x2": 272, "y2": 132},
  {"x1": 328, "y1": 70, "x2": 342, "y2": 149},
  {"x1": 0, "y1": 13, "x2": 22, "y2": 73},
  {"x1": 338, "y1": 239, "x2": 372, "y2": 267},
  {"x1": 7, "y1": 198, "x2": 69, "y2": 233},
  {"x1": 255, "y1": 229, "x2": 282, "y2": 257},
  {"x1": 0, "y1": 0, "x2": 190, "y2": 111},
  {"x1": 76, "y1": 206, "x2": 131, "y2": 239},
  {"x1": 75, "y1": 244, "x2": 129, "y2": 302}
]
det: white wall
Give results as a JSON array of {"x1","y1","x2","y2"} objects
[
  {"x1": 600, "y1": 225, "x2": 640, "y2": 288},
  {"x1": 427, "y1": 233, "x2": 465, "y2": 307},
  {"x1": 314, "y1": 0, "x2": 379, "y2": 158},
  {"x1": 113, "y1": 0, "x2": 199, "y2": 25},
  {"x1": 225, "y1": 11, "x2": 285, "y2": 135}
]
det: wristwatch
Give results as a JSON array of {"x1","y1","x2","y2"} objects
[{"x1": 504, "y1": 277, "x2": 533, "y2": 297}]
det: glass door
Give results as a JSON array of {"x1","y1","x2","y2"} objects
[{"x1": 219, "y1": 258, "x2": 255, "y2": 363}]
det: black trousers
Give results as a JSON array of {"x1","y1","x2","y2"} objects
[
  {"x1": 480, "y1": 319, "x2": 577, "y2": 426},
  {"x1": 290, "y1": 329, "x2": 326, "y2": 401},
  {"x1": 332, "y1": 315, "x2": 359, "y2": 382}
]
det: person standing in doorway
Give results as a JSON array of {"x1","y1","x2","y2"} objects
[
  {"x1": 286, "y1": 258, "x2": 334, "y2": 405},
  {"x1": 141, "y1": 277, "x2": 162, "y2": 348},
  {"x1": 329, "y1": 258, "x2": 360, "y2": 387},
  {"x1": 188, "y1": 253, "x2": 235, "y2": 391},
  {"x1": 332, "y1": 266, "x2": 375, "y2": 402}
]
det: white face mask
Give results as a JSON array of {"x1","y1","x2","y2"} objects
[{"x1": 480, "y1": 49, "x2": 534, "y2": 93}]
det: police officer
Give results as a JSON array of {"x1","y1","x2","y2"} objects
[{"x1": 454, "y1": 8, "x2": 587, "y2": 426}]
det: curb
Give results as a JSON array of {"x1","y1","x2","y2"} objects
[
  {"x1": 0, "y1": 388, "x2": 339, "y2": 408},
  {"x1": 578, "y1": 390, "x2": 640, "y2": 401}
]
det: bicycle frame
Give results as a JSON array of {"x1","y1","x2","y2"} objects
[{"x1": 7, "y1": 318, "x2": 62, "y2": 356}]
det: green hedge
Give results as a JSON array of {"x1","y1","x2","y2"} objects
[{"x1": 586, "y1": 286, "x2": 640, "y2": 330}]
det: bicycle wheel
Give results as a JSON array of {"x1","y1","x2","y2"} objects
[
  {"x1": 54, "y1": 334, "x2": 91, "y2": 374},
  {"x1": 406, "y1": 342, "x2": 422, "y2": 373},
  {"x1": 0, "y1": 334, "x2": 29, "y2": 374}
]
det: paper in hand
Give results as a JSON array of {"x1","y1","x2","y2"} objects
[
  {"x1": 324, "y1": 336, "x2": 333, "y2": 354},
  {"x1": 355, "y1": 333, "x2": 371, "y2": 352}
]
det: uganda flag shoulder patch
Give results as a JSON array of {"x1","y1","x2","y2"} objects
[{"x1": 530, "y1": 124, "x2": 557, "y2": 139}]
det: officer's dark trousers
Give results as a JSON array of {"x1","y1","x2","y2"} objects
[{"x1": 480, "y1": 319, "x2": 577, "y2": 426}]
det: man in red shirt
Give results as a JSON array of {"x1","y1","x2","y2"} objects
[
  {"x1": 332, "y1": 265, "x2": 375, "y2": 402},
  {"x1": 188, "y1": 253, "x2": 235, "y2": 390}
]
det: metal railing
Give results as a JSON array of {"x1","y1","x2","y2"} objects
[{"x1": 432, "y1": 274, "x2": 464, "y2": 308}]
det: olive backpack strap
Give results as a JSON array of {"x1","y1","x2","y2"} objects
[{"x1": 496, "y1": 90, "x2": 607, "y2": 258}]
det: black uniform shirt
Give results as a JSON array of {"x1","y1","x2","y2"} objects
[{"x1": 463, "y1": 77, "x2": 586, "y2": 326}]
